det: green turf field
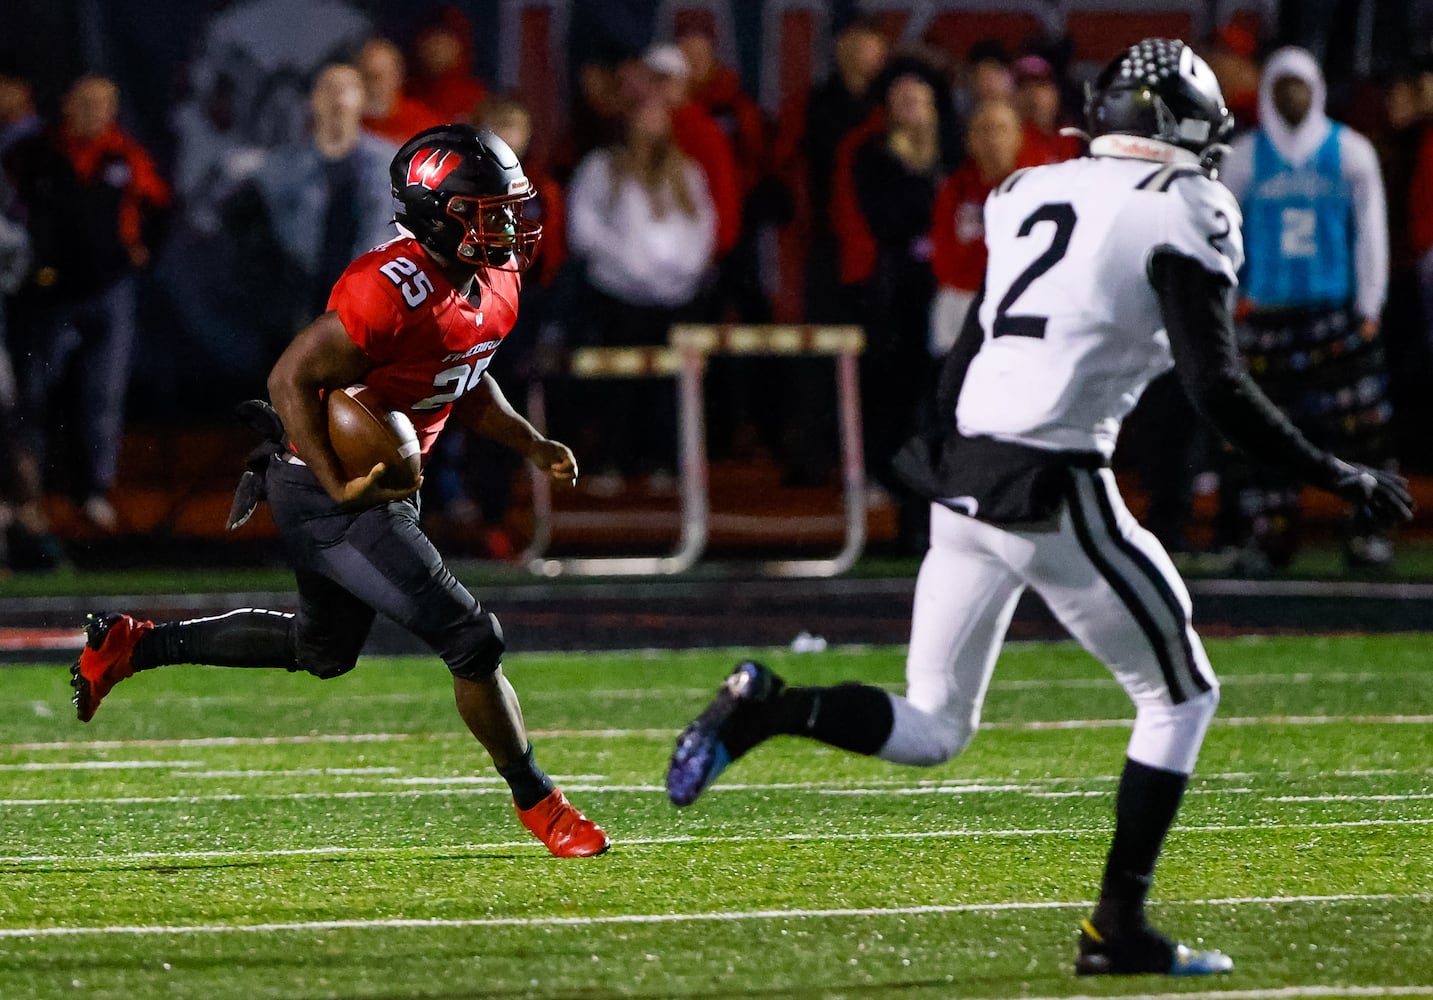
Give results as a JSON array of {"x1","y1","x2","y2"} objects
[{"x1": 1, "y1": 636, "x2": 1429, "y2": 999}]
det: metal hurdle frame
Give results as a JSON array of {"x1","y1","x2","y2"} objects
[
  {"x1": 669, "y1": 324, "x2": 867, "y2": 578},
  {"x1": 526, "y1": 343, "x2": 710, "y2": 577},
  {"x1": 524, "y1": 324, "x2": 866, "y2": 578}
]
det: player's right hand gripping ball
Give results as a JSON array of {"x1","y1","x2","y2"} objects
[{"x1": 326, "y1": 385, "x2": 421, "y2": 490}]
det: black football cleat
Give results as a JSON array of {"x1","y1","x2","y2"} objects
[
  {"x1": 666, "y1": 660, "x2": 782, "y2": 807},
  {"x1": 1075, "y1": 918, "x2": 1233, "y2": 976},
  {"x1": 70, "y1": 613, "x2": 154, "y2": 723}
]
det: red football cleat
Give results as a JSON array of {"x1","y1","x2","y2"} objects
[
  {"x1": 70, "y1": 612, "x2": 154, "y2": 723},
  {"x1": 516, "y1": 789, "x2": 610, "y2": 857}
]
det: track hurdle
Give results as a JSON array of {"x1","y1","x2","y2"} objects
[
  {"x1": 526, "y1": 343, "x2": 709, "y2": 577},
  {"x1": 525, "y1": 325, "x2": 865, "y2": 578}
]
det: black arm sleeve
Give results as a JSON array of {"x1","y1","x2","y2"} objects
[
  {"x1": 1150, "y1": 250, "x2": 1339, "y2": 489},
  {"x1": 934, "y1": 280, "x2": 986, "y2": 421}
]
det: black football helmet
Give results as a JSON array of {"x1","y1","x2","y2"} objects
[
  {"x1": 390, "y1": 124, "x2": 541, "y2": 271},
  {"x1": 1085, "y1": 38, "x2": 1233, "y2": 165}
]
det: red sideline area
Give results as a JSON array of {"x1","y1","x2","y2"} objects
[{"x1": 26, "y1": 427, "x2": 1433, "y2": 558}]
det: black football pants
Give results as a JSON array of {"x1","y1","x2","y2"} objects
[{"x1": 265, "y1": 455, "x2": 505, "y2": 680}]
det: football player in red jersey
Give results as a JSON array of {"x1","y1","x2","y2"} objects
[{"x1": 69, "y1": 125, "x2": 608, "y2": 858}]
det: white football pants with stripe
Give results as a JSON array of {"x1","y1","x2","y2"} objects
[{"x1": 880, "y1": 467, "x2": 1219, "y2": 775}]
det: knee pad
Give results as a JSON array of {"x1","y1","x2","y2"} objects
[
  {"x1": 291, "y1": 652, "x2": 359, "y2": 680},
  {"x1": 1130, "y1": 687, "x2": 1220, "y2": 774},
  {"x1": 293, "y1": 629, "x2": 361, "y2": 680},
  {"x1": 443, "y1": 611, "x2": 505, "y2": 681}
]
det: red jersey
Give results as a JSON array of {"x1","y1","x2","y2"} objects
[{"x1": 326, "y1": 237, "x2": 521, "y2": 463}]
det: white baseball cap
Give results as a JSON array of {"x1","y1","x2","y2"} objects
[{"x1": 643, "y1": 44, "x2": 688, "y2": 78}]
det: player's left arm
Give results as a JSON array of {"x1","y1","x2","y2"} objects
[
  {"x1": 454, "y1": 371, "x2": 577, "y2": 486},
  {"x1": 268, "y1": 311, "x2": 420, "y2": 507},
  {"x1": 1151, "y1": 174, "x2": 1410, "y2": 525}
]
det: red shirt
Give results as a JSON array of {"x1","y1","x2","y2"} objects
[
  {"x1": 689, "y1": 66, "x2": 767, "y2": 197},
  {"x1": 830, "y1": 109, "x2": 885, "y2": 285},
  {"x1": 929, "y1": 163, "x2": 997, "y2": 293},
  {"x1": 363, "y1": 96, "x2": 444, "y2": 146},
  {"x1": 1412, "y1": 126, "x2": 1433, "y2": 259},
  {"x1": 327, "y1": 237, "x2": 521, "y2": 462},
  {"x1": 1021, "y1": 123, "x2": 1082, "y2": 165},
  {"x1": 929, "y1": 141, "x2": 1062, "y2": 293},
  {"x1": 672, "y1": 101, "x2": 742, "y2": 254}
]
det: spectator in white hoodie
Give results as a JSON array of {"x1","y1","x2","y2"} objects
[
  {"x1": 566, "y1": 95, "x2": 717, "y2": 491},
  {"x1": 1218, "y1": 46, "x2": 1395, "y2": 573}
]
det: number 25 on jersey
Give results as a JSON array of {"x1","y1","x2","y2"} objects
[{"x1": 379, "y1": 256, "x2": 435, "y2": 309}]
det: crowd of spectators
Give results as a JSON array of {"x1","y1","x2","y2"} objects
[{"x1": 2, "y1": 2, "x2": 1433, "y2": 571}]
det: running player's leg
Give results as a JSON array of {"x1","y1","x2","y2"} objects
[
  {"x1": 879, "y1": 503, "x2": 1026, "y2": 765},
  {"x1": 70, "y1": 463, "x2": 376, "y2": 720},
  {"x1": 667, "y1": 503, "x2": 1025, "y2": 804},
  {"x1": 1034, "y1": 467, "x2": 1227, "y2": 975},
  {"x1": 314, "y1": 495, "x2": 606, "y2": 856}
]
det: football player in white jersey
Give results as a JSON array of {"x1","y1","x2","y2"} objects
[{"x1": 666, "y1": 39, "x2": 1413, "y2": 977}]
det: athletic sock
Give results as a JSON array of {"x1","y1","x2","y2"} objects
[
  {"x1": 1091, "y1": 757, "x2": 1189, "y2": 934},
  {"x1": 131, "y1": 610, "x2": 299, "y2": 671},
  {"x1": 498, "y1": 743, "x2": 556, "y2": 811},
  {"x1": 729, "y1": 682, "x2": 896, "y2": 757}
]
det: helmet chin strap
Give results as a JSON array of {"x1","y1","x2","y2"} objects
[{"x1": 1089, "y1": 134, "x2": 1200, "y2": 166}]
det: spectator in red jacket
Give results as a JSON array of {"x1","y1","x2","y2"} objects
[
  {"x1": 829, "y1": 111, "x2": 884, "y2": 295},
  {"x1": 677, "y1": 27, "x2": 766, "y2": 203},
  {"x1": 829, "y1": 55, "x2": 956, "y2": 306},
  {"x1": 6, "y1": 74, "x2": 170, "y2": 532},
  {"x1": 356, "y1": 37, "x2": 442, "y2": 145},
  {"x1": 928, "y1": 98, "x2": 1030, "y2": 356},
  {"x1": 1011, "y1": 54, "x2": 1081, "y2": 164},
  {"x1": 408, "y1": 7, "x2": 488, "y2": 122}
]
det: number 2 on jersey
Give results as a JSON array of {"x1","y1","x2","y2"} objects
[{"x1": 992, "y1": 203, "x2": 1076, "y2": 339}]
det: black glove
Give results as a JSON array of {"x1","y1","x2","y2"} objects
[
  {"x1": 1322, "y1": 458, "x2": 1414, "y2": 526},
  {"x1": 226, "y1": 400, "x2": 288, "y2": 531}
]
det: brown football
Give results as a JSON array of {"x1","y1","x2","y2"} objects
[{"x1": 325, "y1": 385, "x2": 421, "y2": 490}]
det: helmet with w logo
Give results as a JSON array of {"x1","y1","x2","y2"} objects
[{"x1": 390, "y1": 124, "x2": 541, "y2": 271}]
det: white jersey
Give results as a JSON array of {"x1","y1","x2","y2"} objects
[{"x1": 955, "y1": 153, "x2": 1244, "y2": 459}]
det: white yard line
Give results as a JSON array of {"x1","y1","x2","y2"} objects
[
  {"x1": 3, "y1": 766, "x2": 1421, "y2": 788},
  {"x1": 1273, "y1": 794, "x2": 1433, "y2": 803},
  {"x1": 0, "y1": 778, "x2": 1386, "y2": 806},
  {"x1": 171, "y1": 767, "x2": 400, "y2": 779},
  {"x1": 1018, "y1": 989, "x2": 1433, "y2": 1000},
  {"x1": 11, "y1": 733, "x2": 420, "y2": 751},
  {"x1": 11, "y1": 711, "x2": 1433, "y2": 754},
  {"x1": 3, "y1": 817, "x2": 1429, "y2": 866},
  {"x1": 0, "y1": 891, "x2": 1425, "y2": 939},
  {"x1": 95, "y1": 669, "x2": 1429, "y2": 706},
  {"x1": 0, "y1": 760, "x2": 203, "y2": 771},
  {"x1": 989, "y1": 671, "x2": 1416, "y2": 691}
]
